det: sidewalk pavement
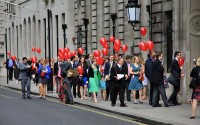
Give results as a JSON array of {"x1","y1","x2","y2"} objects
[{"x1": 0, "y1": 77, "x2": 199, "y2": 125}]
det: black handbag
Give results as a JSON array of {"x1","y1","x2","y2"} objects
[
  {"x1": 189, "y1": 78, "x2": 197, "y2": 89},
  {"x1": 168, "y1": 74, "x2": 178, "y2": 87}
]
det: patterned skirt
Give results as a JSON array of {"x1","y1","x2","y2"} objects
[{"x1": 192, "y1": 86, "x2": 200, "y2": 100}]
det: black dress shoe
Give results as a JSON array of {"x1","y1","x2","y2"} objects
[
  {"x1": 69, "y1": 102, "x2": 74, "y2": 105},
  {"x1": 149, "y1": 101, "x2": 152, "y2": 105},
  {"x1": 165, "y1": 103, "x2": 171, "y2": 107},
  {"x1": 139, "y1": 100, "x2": 143, "y2": 104},
  {"x1": 111, "y1": 104, "x2": 115, "y2": 107},
  {"x1": 190, "y1": 116, "x2": 195, "y2": 119},
  {"x1": 22, "y1": 96, "x2": 26, "y2": 99},
  {"x1": 120, "y1": 104, "x2": 127, "y2": 107},
  {"x1": 127, "y1": 99, "x2": 131, "y2": 102},
  {"x1": 27, "y1": 96, "x2": 32, "y2": 99},
  {"x1": 174, "y1": 102, "x2": 182, "y2": 105},
  {"x1": 65, "y1": 101, "x2": 70, "y2": 104},
  {"x1": 152, "y1": 104, "x2": 162, "y2": 107},
  {"x1": 169, "y1": 102, "x2": 176, "y2": 106}
]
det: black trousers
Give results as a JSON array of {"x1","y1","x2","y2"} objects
[
  {"x1": 111, "y1": 86, "x2": 125, "y2": 105},
  {"x1": 169, "y1": 80, "x2": 180, "y2": 103},
  {"x1": 125, "y1": 79, "x2": 131, "y2": 100},
  {"x1": 8, "y1": 67, "x2": 13, "y2": 80},
  {"x1": 152, "y1": 84, "x2": 168, "y2": 106},
  {"x1": 72, "y1": 76, "x2": 80, "y2": 98},
  {"x1": 149, "y1": 82, "x2": 160, "y2": 104},
  {"x1": 106, "y1": 80, "x2": 112, "y2": 99}
]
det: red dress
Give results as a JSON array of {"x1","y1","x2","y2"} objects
[{"x1": 192, "y1": 86, "x2": 200, "y2": 100}]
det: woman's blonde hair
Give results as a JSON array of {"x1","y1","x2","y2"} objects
[
  {"x1": 196, "y1": 57, "x2": 200, "y2": 66},
  {"x1": 140, "y1": 56, "x2": 145, "y2": 65}
]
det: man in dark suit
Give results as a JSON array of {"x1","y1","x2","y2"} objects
[
  {"x1": 110, "y1": 58, "x2": 128, "y2": 107},
  {"x1": 62, "y1": 56, "x2": 76, "y2": 105},
  {"x1": 104, "y1": 55, "x2": 115, "y2": 101},
  {"x1": 123, "y1": 55, "x2": 131, "y2": 101},
  {"x1": 54, "y1": 57, "x2": 62, "y2": 93},
  {"x1": 152, "y1": 52, "x2": 171, "y2": 107},
  {"x1": 168, "y1": 51, "x2": 182, "y2": 106},
  {"x1": 145, "y1": 51, "x2": 159, "y2": 105},
  {"x1": 18, "y1": 57, "x2": 32, "y2": 99}
]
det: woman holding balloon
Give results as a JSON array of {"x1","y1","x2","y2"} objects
[{"x1": 78, "y1": 56, "x2": 88, "y2": 100}]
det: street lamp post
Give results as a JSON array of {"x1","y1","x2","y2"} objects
[
  {"x1": 83, "y1": 18, "x2": 89, "y2": 55},
  {"x1": 110, "y1": 13, "x2": 117, "y2": 54},
  {"x1": 126, "y1": 0, "x2": 141, "y2": 29},
  {"x1": 62, "y1": 24, "x2": 67, "y2": 48}
]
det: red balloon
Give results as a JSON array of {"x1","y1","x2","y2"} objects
[
  {"x1": 110, "y1": 36, "x2": 115, "y2": 42},
  {"x1": 64, "y1": 47, "x2": 70, "y2": 53},
  {"x1": 140, "y1": 27, "x2": 147, "y2": 36},
  {"x1": 59, "y1": 48, "x2": 64, "y2": 54},
  {"x1": 139, "y1": 42, "x2": 148, "y2": 51},
  {"x1": 7, "y1": 52, "x2": 11, "y2": 56},
  {"x1": 100, "y1": 38, "x2": 107, "y2": 46},
  {"x1": 114, "y1": 45, "x2": 120, "y2": 52},
  {"x1": 99, "y1": 57, "x2": 105, "y2": 66},
  {"x1": 58, "y1": 52, "x2": 64, "y2": 59},
  {"x1": 178, "y1": 57, "x2": 184, "y2": 66},
  {"x1": 146, "y1": 41, "x2": 154, "y2": 50},
  {"x1": 102, "y1": 48, "x2": 108, "y2": 56},
  {"x1": 103, "y1": 43, "x2": 109, "y2": 49},
  {"x1": 93, "y1": 50, "x2": 101, "y2": 57},
  {"x1": 11, "y1": 56, "x2": 16, "y2": 61},
  {"x1": 72, "y1": 51, "x2": 77, "y2": 56},
  {"x1": 78, "y1": 48, "x2": 84, "y2": 55},
  {"x1": 96, "y1": 57, "x2": 105, "y2": 66},
  {"x1": 31, "y1": 56, "x2": 37, "y2": 63},
  {"x1": 32, "y1": 48, "x2": 36, "y2": 52},
  {"x1": 32, "y1": 64, "x2": 35, "y2": 70},
  {"x1": 77, "y1": 66, "x2": 84, "y2": 75},
  {"x1": 114, "y1": 39, "x2": 121, "y2": 47},
  {"x1": 121, "y1": 45, "x2": 128, "y2": 52},
  {"x1": 37, "y1": 48, "x2": 41, "y2": 53},
  {"x1": 65, "y1": 52, "x2": 71, "y2": 59}
]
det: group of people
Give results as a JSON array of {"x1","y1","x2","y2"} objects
[{"x1": 6, "y1": 50, "x2": 200, "y2": 119}]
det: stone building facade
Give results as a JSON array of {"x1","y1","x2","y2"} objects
[
  {"x1": 2, "y1": 0, "x2": 200, "y2": 102},
  {"x1": 0, "y1": 1, "x2": 5, "y2": 64}
]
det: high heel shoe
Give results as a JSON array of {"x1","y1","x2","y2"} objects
[
  {"x1": 93, "y1": 98, "x2": 97, "y2": 103},
  {"x1": 133, "y1": 100, "x2": 138, "y2": 104},
  {"x1": 190, "y1": 116, "x2": 195, "y2": 119},
  {"x1": 83, "y1": 96, "x2": 87, "y2": 100},
  {"x1": 139, "y1": 100, "x2": 143, "y2": 104}
]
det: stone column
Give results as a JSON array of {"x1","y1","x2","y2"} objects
[{"x1": 139, "y1": 0, "x2": 150, "y2": 61}]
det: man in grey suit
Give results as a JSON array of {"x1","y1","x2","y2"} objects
[
  {"x1": 86, "y1": 53, "x2": 93, "y2": 67},
  {"x1": 18, "y1": 57, "x2": 32, "y2": 99}
]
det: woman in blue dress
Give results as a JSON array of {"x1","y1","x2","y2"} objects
[{"x1": 129, "y1": 56, "x2": 143, "y2": 104}]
